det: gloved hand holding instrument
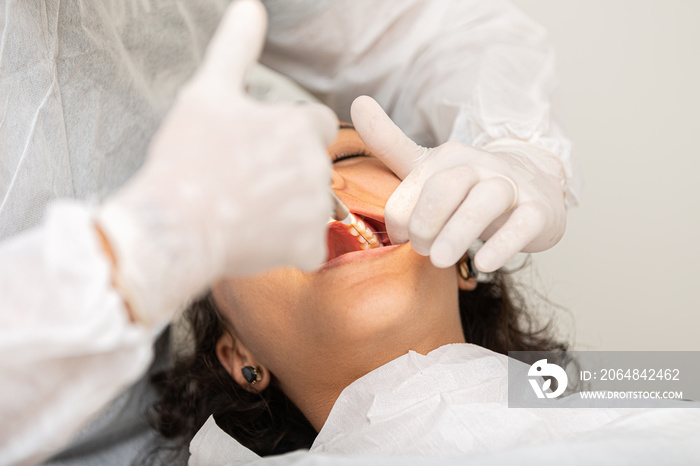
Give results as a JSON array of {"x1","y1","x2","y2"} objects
[
  {"x1": 96, "y1": 0, "x2": 338, "y2": 327},
  {"x1": 351, "y1": 95, "x2": 567, "y2": 273}
]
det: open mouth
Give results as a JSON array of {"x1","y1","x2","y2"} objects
[{"x1": 326, "y1": 213, "x2": 392, "y2": 262}]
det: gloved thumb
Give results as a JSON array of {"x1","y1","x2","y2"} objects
[
  {"x1": 351, "y1": 96, "x2": 426, "y2": 179},
  {"x1": 198, "y1": 0, "x2": 268, "y2": 86}
]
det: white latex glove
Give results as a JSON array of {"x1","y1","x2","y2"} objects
[
  {"x1": 351, "y1": 96, "x2": 567, "y2": 273},
  {"x1": 96, "y1": 0, "x2": 337, "y2": 326}
]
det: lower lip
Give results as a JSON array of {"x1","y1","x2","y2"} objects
[{"x1": 320, "y1": 244, "x2": 403, "y2": 271}]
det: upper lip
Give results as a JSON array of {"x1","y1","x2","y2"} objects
[
  {"x1": 334, "y1": 194, "x2": 386, "y2": 226},
  {"x1": 353, "y1": 210, "x2": 384, "y2": 227}
]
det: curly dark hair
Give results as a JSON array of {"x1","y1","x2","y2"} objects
[{"x1": 146, "y1": 266, "x2": 567, "y2": 463}]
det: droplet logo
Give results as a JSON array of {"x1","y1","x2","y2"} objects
[{"x1": 528, "y1": 359, "x2": 568, "y2": 399}]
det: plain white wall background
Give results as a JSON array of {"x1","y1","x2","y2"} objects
[{"x1": 509, "y1": 0, "x2": 700, "y2": 350}]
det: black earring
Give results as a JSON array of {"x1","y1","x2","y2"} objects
[{"x1": 241, "y1": 366, "x2": 262, "y2": 385}]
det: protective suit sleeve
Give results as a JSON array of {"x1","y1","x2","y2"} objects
[
  {"x1": 260, "y1": 0, "x2": 580, "y2": 206},
  {"x1": 0, "y1": 201, "x2": 154, "y2": 466}
]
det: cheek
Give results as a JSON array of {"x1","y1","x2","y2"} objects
[
  {"x1": 370, "y1": 169, "x2": 401, "y2": 204},
  {"x1": 339, "y1": 161, "x2": 402, "y2": 204}
]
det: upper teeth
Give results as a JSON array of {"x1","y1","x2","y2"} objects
[{"x1": 350, "y1": 216, "x2": 382, "y2": 249}]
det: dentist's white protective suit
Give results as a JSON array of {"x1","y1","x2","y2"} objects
[{"x1": 1, "y1": 0, "x2": 581, "y2": 464}]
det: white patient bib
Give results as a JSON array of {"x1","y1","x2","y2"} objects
[{"x1": 189, "y1": 344, "x2": 637, "y2": 462}]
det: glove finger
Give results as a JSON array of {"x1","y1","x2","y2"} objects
[
  {"x1": 474, "y1": 202, "x2": 547, "y2": 273},
  {"x1": 297, "y1": 102, "x2": 340, "y2": 147},
  {"x1": 384, "y1": 165, "x2": 431, "y2": 245},
  {"x1": 199, "y1": 0, "x2": 268, "y2": 86},
  {"x1": 277, "y1": 177, "x2": 331, "y2": 272},
  {"x1": 351, "y1": 95, "x2": 425, "y2": 179},
  {"x1": 292, "y1": 226, "x2": 329, "y2": 272},
  {"x1": 429, "y1": 177, "x2": 516, "y2": 268},
  {"x1": 408, "y1": 165, "x2": 479, "y2": 256},
  {"x1": 384, "y1": 185, "x2": 412, "y2": 246}
]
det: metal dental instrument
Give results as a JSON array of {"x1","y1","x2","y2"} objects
[{"x1": 329, "y1": 191, "x2": 373, "y2": 245}]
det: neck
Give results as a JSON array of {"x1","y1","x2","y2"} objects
[{"x1": 286, "y1": 306, "x2": 466, "y2": 431}]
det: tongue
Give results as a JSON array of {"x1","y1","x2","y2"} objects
[{"x1": 326, "y1": 223, "x2": 366, "y2": 261}]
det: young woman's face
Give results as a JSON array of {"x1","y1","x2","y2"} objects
[{"x1": 212, "y1": 126, "x2": 465, "y2": 427}]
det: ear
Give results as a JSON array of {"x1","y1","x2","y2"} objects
[
  {"x1": 456, "y1": 264, "x2": 478, "y2": 291},
  {"x1": 216, "y1": 331, "x2": 271, "y2": 393}
]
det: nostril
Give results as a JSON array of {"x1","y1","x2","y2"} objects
[{"x1": 330, "y1": 170, "x2": 346, "y2": 190}]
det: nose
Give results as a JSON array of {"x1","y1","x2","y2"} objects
[{"x1": 330, "y1": 168, "x2": 346, "y2": 190}]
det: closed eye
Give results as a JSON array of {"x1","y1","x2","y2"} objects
[{"x1": 332, "y1": 149, "x2": 372, "y2": 164}]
